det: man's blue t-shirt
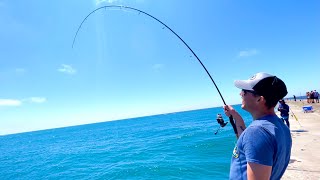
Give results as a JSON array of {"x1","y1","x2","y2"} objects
[{"x1": 229, "y1": 115, "x2": 292, "y2": 180}]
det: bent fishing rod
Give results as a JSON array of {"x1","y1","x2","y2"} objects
[{"x1": 72, "y1": 5, "x2": 238, "y2": 137}]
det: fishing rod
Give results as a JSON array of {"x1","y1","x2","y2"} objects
[
  {"x1": 72, "y1": 5, "x2": 238, "y2": 137},
  {"x1": 290, "y1": 108, "x2": 302, "y2": 127}
]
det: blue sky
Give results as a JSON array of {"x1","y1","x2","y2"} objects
[{"x1": 0, "y1": 0, "x2": 319, "y2": 135}]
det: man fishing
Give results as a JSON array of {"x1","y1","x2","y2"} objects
[
  {"x1": 223, "y1": 72, "x2": 292, "y2": 180},
  {"x1": 278, "y1": 99, "x2": 290, "y2": 128}
]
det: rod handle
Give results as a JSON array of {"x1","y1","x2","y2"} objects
[{"x1": 229, "y1": 115, "x2": 238, "y2": 138}]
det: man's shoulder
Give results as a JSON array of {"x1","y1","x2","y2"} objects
[
  {"x1": 251, "y1": 116, "x2": 284, "y2": 132},
  {"x1": 254, "y1": 115, "x2": 281, "y2": 123},
  {"x1": 247, "y1": 121, "x2": 275, "y2": 135}
]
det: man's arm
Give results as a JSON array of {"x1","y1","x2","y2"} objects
[{"x1": 247, "y1": 162, "x2": 272, "y2": 180}]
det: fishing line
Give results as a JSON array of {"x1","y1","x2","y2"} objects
[
  {"x1": 290, "y1": 108, "x2": 302, "y2": 127},
  {"x1": 72, "y1": 5, "x2": 238, "y2": 137},
  {"x1": 214, "y1": 126, "x2": 221, "y2": 135}
]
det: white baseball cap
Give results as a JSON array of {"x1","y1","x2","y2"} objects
[{"x1": 234, "y1": 72, "x2": 288, "y2": 100}]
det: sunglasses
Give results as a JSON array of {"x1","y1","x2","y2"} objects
[{"x1": 242, "y1": 89, "x2": 260, "y2": 96}]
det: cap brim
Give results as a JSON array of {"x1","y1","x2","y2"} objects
[{"x1": 234, "y1": 80, "x2": 254, "y2": 91}]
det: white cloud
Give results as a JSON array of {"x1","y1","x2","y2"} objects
[
  {"x1": 152, "y1": 64, "x2": 164, "y2": 71},
  {"x1": 0, "y1": 99, "x2": 22, "y2": 106},
  {"x1": 15, "y1": 68, "x2": 26, "y2": 73},
  {"x1": 238, "y1": 49, "x2": 259, "y2": 57},
  {"x1": 96, "y1": 0, "x2": 120, "y2": 5},
  {"x1": 58, "y1": 64, "x2": 76, "y2": 75},
  {"x1": 28, "y1": 97, "x2": 47, "y2": 103},
  {"x1": 0, "y1": 97, "x2": 47, "y2": 107}
]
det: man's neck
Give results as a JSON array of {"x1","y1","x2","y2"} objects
[{"x1": 252, "y1": 109, "x2": 276, "y2": 120}]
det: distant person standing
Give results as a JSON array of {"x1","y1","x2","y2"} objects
[
  {"x1": 310, "y1": 91, "x2": 315, "y2": 103},
  {"x1": 278, "y1": 99, "x2": 290, "y2": 128},
  {"x1": 293, "y1": 95, "x2": 296, "y2": 101},
  {"x1": 314, "y1": 90, "x2": 319, "y2": 103},
  {"x1": 306, "y1": 92, "x2": 310, "y2": 103}
]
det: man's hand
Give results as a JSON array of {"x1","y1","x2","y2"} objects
[
  {"x1": 223, "y1": 105, "x2": 236, "y2": 117},
  {"x1": 223, "y1": 105, "x2": 246, "y2": 137}
]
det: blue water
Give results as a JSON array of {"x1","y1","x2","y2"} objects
[{"x1": 0, "y1": 105, "x2": 251, "y2": 179}]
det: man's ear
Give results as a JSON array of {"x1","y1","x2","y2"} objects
[{"x1": 257, "y1": 96, "x2": 264, "y2": 103}]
